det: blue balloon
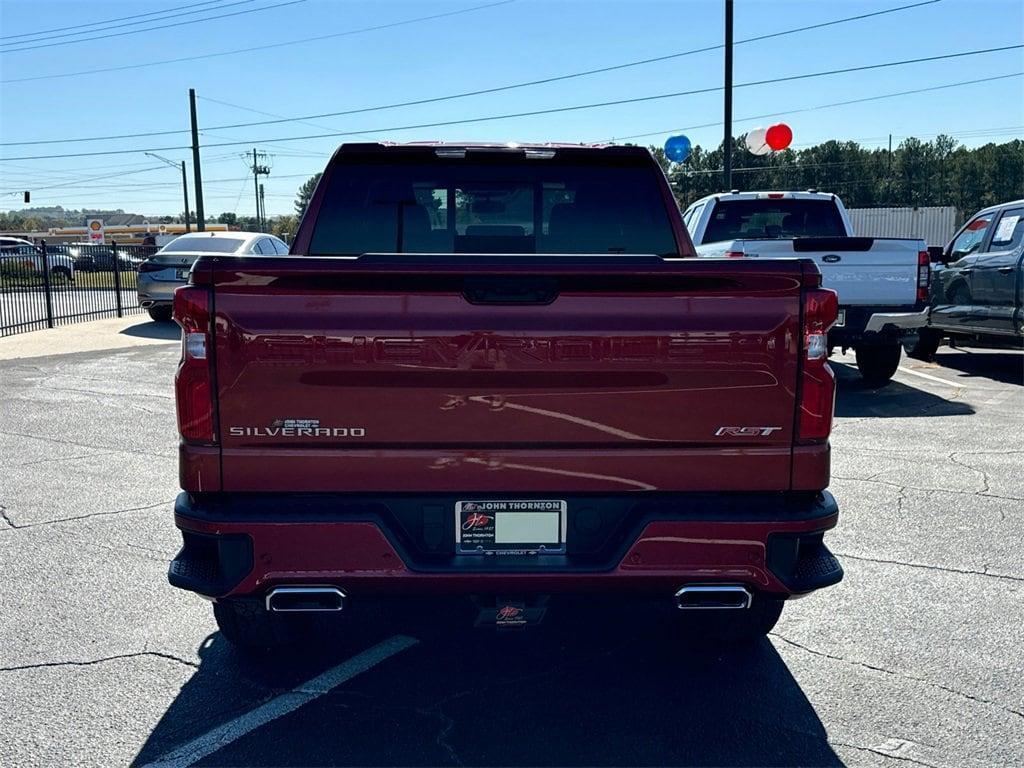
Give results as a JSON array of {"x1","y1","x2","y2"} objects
[{"x1": 664, "y1": 134, "x2": 692, "y2": 163}]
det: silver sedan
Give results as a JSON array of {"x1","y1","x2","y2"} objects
[{"x1": 136, "y1": 231, "x2": 289, "y2": 322}]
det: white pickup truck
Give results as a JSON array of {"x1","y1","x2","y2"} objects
[{"x1": 684, "y1": 191, "x2": 929, "y2": 386}]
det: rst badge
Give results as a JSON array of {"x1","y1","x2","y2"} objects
[{"x1": 715, "y1": 426, "x2": 783, "y2": 437}]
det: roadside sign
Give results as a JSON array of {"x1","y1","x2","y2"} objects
[{"x1": 87, "y1": 218, "x2": 105, "y2": 244}]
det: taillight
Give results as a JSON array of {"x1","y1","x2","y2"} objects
[
  {"x1": 798, "y1": 287, "x2": 839, "y2": 442},
  {"x1": 725, "y1": 250, "x2": 745, "y2": 258},
  {"x1": 138, "y1": 260, "x2": 165, "y2": 273},
  {"x1": 917, "y1": 250, "x2": 930, "y2": 303},
  {"x1": 173, "y1": 285, "x2": 215, "y2": 444}
]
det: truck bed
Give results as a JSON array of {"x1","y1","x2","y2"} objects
[{"x1": 697, "y1": 236, "x2": 924, "y2": 306}]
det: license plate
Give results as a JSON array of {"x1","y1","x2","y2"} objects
[
  {"x1": 835, "y1": 310, "x2": 846, "y2": 328},
  {"x1": 456, "y1": 500, "x2": 566, "y2": 555},
  {"x1": 176, "y1": 268, "x2": 190, "y2": 280}
]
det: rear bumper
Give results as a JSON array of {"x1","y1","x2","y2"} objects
[
  {"x1": 136, "y1": 273, "x2": 185, "y2": 307},
  {"x1": 863, "y1": 309, "x2": 929, "y2": 333},
  {"x1": 169, "y1": 490, "x2": 843, "y2": 601},
  {"x1": 830, "y1": 304, "x2": 927, "y2": 347}
]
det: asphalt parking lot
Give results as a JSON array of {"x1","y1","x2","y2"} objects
[{"x1": 1, "y1": 320, "x2": 1021, "y2": 768}]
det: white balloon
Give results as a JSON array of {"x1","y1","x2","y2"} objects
[{"x1": 745, "y1": 127, "x2": 771, "y2": 156}]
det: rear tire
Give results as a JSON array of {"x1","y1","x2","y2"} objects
[
  {"x1": 675, "y1": 595, "x2": 784, "y2": 646},
  {"x1": 147, "y1": 305, "x2": 173, "y2": 323},
  {"x1": 907, "y1": 327, "x2": 942, "y2": 361},
  {"x1": 855, "y1": 343, "x2": 902, "y2": 387},
  {"x1": 213, "y1": 598, "x2": 303, "y2": 650}
]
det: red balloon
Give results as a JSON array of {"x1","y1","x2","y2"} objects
[{"x1": 765, "y1": 123, "x2": 793, "y2": 151}]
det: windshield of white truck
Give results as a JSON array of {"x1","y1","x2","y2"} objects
[
  {"x1": 705, "y1": 199, "x2": 846, "y2": 242},
  {"x1": 308, "y1": 156, "x2": 678, "y2": 257}
]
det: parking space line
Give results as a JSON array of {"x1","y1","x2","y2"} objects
[
  {"x1": 141, "y1": 634, "x2": 418, "y2": 768},
  {"x1": 896, "y1": 365, "x2": 965, "y2": 388}
]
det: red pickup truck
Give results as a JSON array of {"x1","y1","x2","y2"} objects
[{"x1": 169, "y1": 142, "x2": 843, "y2": 647}]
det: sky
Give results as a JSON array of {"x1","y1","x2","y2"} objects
[{"x1": 0, "y1": 0, "x2": 1021, "y2": 218}]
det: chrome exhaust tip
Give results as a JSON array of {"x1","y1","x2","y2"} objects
[
  {"x1": 266, "y1": 586, "x2": 346, "y2": 612},
  {"x1": 675, "y1": 585, "x2": 752, "y2": 610}
]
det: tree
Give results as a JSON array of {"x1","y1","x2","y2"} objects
[
  {"x1": 270, "y1": 215, "x2": 298, "y2": 239},
  {"x1": 217, "y1": 212, "x2": 238, "y2": 226},
  {"x1": 657, "y1": 136, "x2": 1020, "y2": 221},
  {"x1": 295, "y1": 173, "x2": 322, "y2": 217}
]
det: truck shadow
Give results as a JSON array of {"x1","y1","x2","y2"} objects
[
  {"x1": 119, "y1": 320, "x2": 181, "y2": 341},
  {"x1": 928, "y1": 347, "x2": 1024, "y2": 387},
  {"x1": 133, "y1": 602, "x2": 841, "y2": 767},
  {"x1": 832, "y1": 361, "x2": 975, "y2": 418}
]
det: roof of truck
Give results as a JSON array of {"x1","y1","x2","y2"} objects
[
  {"x1": 685, "y1": 191, "x2": 837, "y2": 209},
  {"x1": 356, "y1": 141, "x2": 616, "y2": 149}
]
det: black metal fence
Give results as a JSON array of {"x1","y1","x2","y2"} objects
[{"x1": 0, "y1": 241, "x2": 154, "y2": 338}]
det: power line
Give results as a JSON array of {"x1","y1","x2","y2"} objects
[
  {"x1": 146, "y1": 48, "x2": 1024, "y2": 145},
  {"x1": 0, "y1": 0, "x2": 517, "y2": 83},
  {"x1": 0, "y1": 0, "x2": 946, "y2": 147},
  {"x1": 2, "y1": 64, "x2": 1020, "y2": 163},
  {"x1": 0, "y1": 1, "x2": 256, "y2": 48},
  {"x1": 191, "y1": 1, "x2": 948, "y2": 133},
  {"x1": 0, "y1": 0, "x2": 307, "y2": 55},
  {"x1": 0, "y1": 0, "x2": 224, "y2": 41},
  {"x1": 0, "y1": 165, "x2": 168, "y2": 193},
  {"x1": 1, "y1": 171, "x2": 321, "y2": 196},
  {"x1": 601, "y1": 72, "x2": 1024, "y2": 143},
  {"x1": 199, "y1": 94, "x2": 344, "y2": 135}
]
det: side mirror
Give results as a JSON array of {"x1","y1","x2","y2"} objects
[{"x1": 927, "y1": 245, "x2": 946, "y2": 264}]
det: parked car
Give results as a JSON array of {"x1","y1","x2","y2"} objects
[
  {"x1": 0, "y1": 237, "x2": 76, "y2": 281},
  {"x1": 685, "y1": 191, "x2": 930, "y2": 386},
  {"x1": 166, "y1": 142, "x2": 843, "y2": 649},
  {"x1": 136, "y1": 231, "x2": 288, "y2": 322},
  {"x1": 68, "y1": 244, "x2": 139, "y2": 273},
  {"x1": 909, "y1": 199, "x2": 1024, "y2": 358}
]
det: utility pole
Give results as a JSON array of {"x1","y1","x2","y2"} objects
[
  {"x1": 189, "y1": 88, "x2": 205, "y2": 231},
  {"x1": 145, "y1": 152, "x2": 191, "y2": 232},
  {"x1": 181, "y1": 161, "x2": 191, "y2": 232},
  {"x1": 250, "y1": 148, "x2": 271, "y2": 231},
  {"x1": 887, "y1": 133, "x2": 893, "y2": 206},
  {"x1": 259, "y1": 183, "x2": 266, "y2": 231},
  {"x1": 723, "y1": 0, "x2": 734, "y2": 191}
]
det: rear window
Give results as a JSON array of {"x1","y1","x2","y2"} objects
[
  {"x1": 160, "y1": 236, "x2": 245, "y2": 254},
  {"x1": 309, "y1": 153, "x2": 677, "y2": 256},
  {"x1": 704, "y1": 199, "x2": 846, "y2": 242}
]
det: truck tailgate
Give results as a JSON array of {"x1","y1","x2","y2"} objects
[
  {"x1": 204, "y1": 256, "x2": 807, "y2": 493},
  {"x1": 736, "y1": 237, "x2": 921, "y2": 306}
]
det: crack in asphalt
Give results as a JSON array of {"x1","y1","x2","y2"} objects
[
  {"x1": 948, "y1": 452, "x2": 992, "y2": 495},
  {"x1": 834, "y1": 550, "x2": 1024, "y2": 583},
  {"x1": 831, "y1": 740, "x2": 943, "y2": 768},
  {"x1": 830, "y1": 474, "x2": 1023, "y2": 503},
  {"x1": 0, "y1": 429, "x2": 174, "y2": 462},
  {"x1": 31, "y1": 384, "x2": 173, "y2": 400},
  {"x1": 0, "y1": 504, "x2": 15, "y2": 529},
  {"x1": 0, "y1": 650, "x2": 199, "y2": 674},
  {"x1": 772, "y1": 634, "x2": 1024, "y2": 719},
  {"x1": 17, "y1": 449, "x2": 122, "y2": 468},
  {"x1": 0, "y1": 499, "x2": 173, "y2": 531}
]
